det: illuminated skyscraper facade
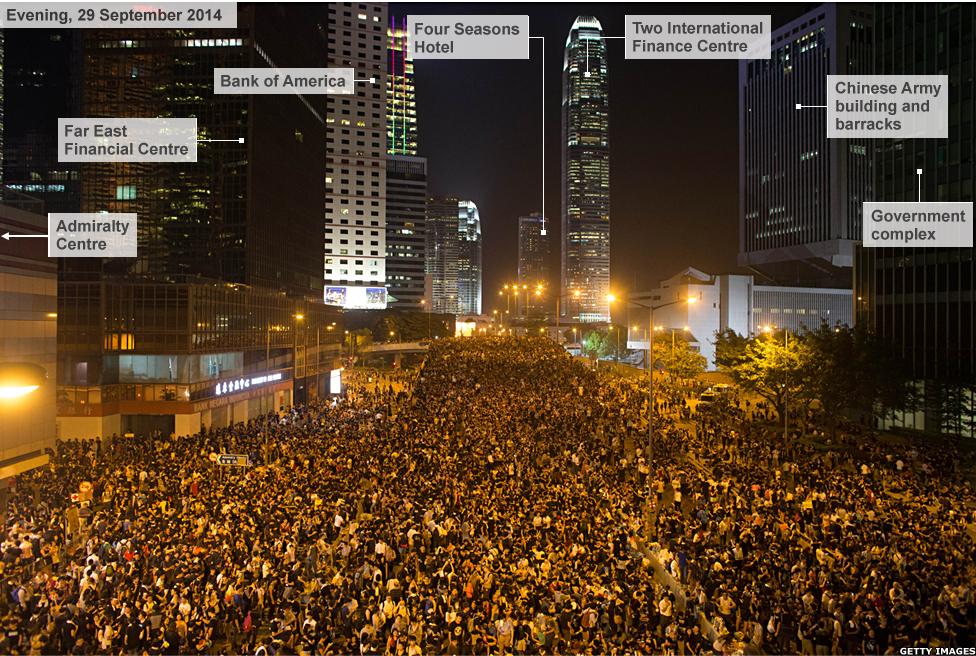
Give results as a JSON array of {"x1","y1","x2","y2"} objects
[
  {"x1": 387, "y1": 16, "x2": 417, "y2": 156},
  {"x1": 518, "y1": 213, "x2": 550, "y2": 317},
  {"x1": 457, "y1": 200, "x2": 482, "y2": 315},
  {"x1": 561, "y1": 16, "x2": 610, "y2": 323},
  {"x1": 325, "y1": 3, "x2": 388, "y2": 290}
]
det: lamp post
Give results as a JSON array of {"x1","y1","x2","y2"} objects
[
  {"x1": 608, "y1": 293, "x2": 697, "y2": 539},
  {"x1": 293, "y1": 312, "x2": 305, "y2": 407},
  {"x1": 420, "y1": 299, "x2": 431, "y2": 339},
  {"x1": 608, "y1": 325, "x2": 620, "y2": 362}
]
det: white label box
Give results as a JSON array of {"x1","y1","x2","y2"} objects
[
  {"x1": 214, "y1": 68, "x2": 355, "y2": 94},
  {"x1": 863, "y1": 202, "x2": 972, "y2": 248},
  {"x1": 58, "y1": 118, "x2": 198, "y2": 163},
  {"x1": 625, "y1": 15, "x2": 770, "y2": 59},
  {"x1": 48, "y1": 213, "x2": 137, "y2": 258},
  {"x1": 828, "y1": 75, "x2": 948, "y2": 139},
  {"x1": 407, "y1": 15, "x2": 528, "y2": 59},
  {"x1": 0, "y1": 3, "x2": 236, "y2": 28}
]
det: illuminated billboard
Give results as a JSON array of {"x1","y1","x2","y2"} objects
[
  {"x1": 324, "y1": 285, "x2": 388, "y2": 310},
  {"x1": 329, "y1": 368, "x2": 343, "y2": 395}
]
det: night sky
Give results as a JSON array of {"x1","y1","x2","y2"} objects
[{"x1": 391, "y1": 2, "x2": 817, "y2": 313}]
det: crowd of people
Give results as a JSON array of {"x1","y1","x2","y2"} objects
[{"x1": 1, "y1": 336, "x2": 974, "y2": 655}]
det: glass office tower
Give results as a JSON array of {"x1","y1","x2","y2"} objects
[{"x1": 561, "y1": 16, "x2": 610, "y2": 323}]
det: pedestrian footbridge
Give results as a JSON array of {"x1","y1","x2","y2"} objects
[{"x1": 361, "y1": 341, "x2": 429, "y2": 355}]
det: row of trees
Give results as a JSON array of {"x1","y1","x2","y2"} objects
[
  {"x1": 578, "y1": 326, "x2": 707, "y2": 379},
  {"x1": 715, "y1": 324, "x2": 915, "y2": 437}
]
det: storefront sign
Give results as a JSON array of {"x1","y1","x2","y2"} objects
[{"x1": 214, "y1": 372, "x2": 283, "y2": 396}]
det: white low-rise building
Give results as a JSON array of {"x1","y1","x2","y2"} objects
[{"x1": 626, "y1": 267, "x2": 852, "y2": 369}]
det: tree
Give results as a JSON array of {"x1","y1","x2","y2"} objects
[
  {"x1": 713, "y1": 329, "x2": 751, "y2": 370},
  {"x1": 346, "y1": 328, "x2": 372, "y2": 354},
  {"x1": 652, "y1": 332, "x2": 706, "y2": 379},
  {"x1": 799, "y1": 324, "x2": 913, "y2": 437},
  {"x1": 935, "y1": 379, "x2": 975, "y2": 438},
  {"x1": 718, "y1": 329, "x2": 808, "y2": 425},
  {"x1": 581, "y1": 330, "x2": 612, "y2": 360}
]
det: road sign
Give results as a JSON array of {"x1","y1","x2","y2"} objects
[{"x1": 216, "y1": 453, "x2": 250, "y2": 467}]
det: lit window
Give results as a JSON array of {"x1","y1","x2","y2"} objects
[{"x1": 115, "y1": 185, "x2": 136, "y2": 200}]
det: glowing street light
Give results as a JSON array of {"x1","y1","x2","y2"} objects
[
  {"x1": 608, "y1": 292, "x2": 698, "y2": 540},
  {"x1": 0, "y1": 362, "x2": 46, "y2": 399}
]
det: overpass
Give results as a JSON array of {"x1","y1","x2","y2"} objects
[{"x1": 360, "y1": 341, "x2": 429, "y2": 355}]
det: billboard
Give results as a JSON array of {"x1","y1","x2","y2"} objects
[
  {"x1": 329, "y1": 369, "x2": 343, "y2": 395},
  {"x1": 324, "y1": 285, "x2": 388, "y2": 310}
]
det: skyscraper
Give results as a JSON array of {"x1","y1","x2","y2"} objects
[
  {"x1": 457, "y1": 200, "x2": 482, "y2": 315},
  {"x1": 384, "y1": 15, "x2": 426, "y2": 310},
  {"x1": 854, "y1": 3, "x2": 975, "y2": 435},
  {"x1": 426, "y1": 196, "x2": 459, "y2": 314},
  {"x1": 561, "y1": 16, "x2": 610, "y2": 323},
  {"x1": 385, "y1": 155, "x2": 427, "y2": 308},
  {"x1": 387, "y1": 16, "x2": 417, "y2": 157},
  {"x1": 78, "y1": 8, "x2": 327, "y2": 294},
  {"x1": 56, "y1": 5, "x2": 342, "y2": 439},
  {"x1": 518, "y1": 213, "x2": 550, "y2": 317},
  {"x1": 325, "y1": 3, "x2": 388, "y2": 294},
  {"x1": 739, "y1": 4, "x2": 873, "y2": 285},
  {"x1": 2, "y1": 30, "x2": 81, "y2": 214}
]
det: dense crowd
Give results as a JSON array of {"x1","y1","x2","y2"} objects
[{"x1": 1, "y1": 336, "x2": 974, "y2": 655}]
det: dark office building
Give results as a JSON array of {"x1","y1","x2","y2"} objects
[
  {"x1": 426, "y1": 196, "x2": 460, "y2": 314},
  {"x1": 385, "y1": 155, "x2": 427, "y2": 308},
  {"x1": 518, "y1": 213, "x2": 551, "y2": 317},
  {"x1": 57, "y1": 5, "x2": 341, "y2": 439},
  {"x1": 854, "y1": 3, "x2": 975, "y2": 435},
  {"x1": 739, "y1": 4, "x2": 873, "y2": 286},
  {"x1": 2, "y1": 30, "x2": 82, "y2": 213},
  {"x1": 76, "y1": 5, "x2": 325, "y2": 294}
]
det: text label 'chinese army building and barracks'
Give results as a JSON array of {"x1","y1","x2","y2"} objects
[
  {"x1": 407, "y1": 15, "x2": 529, "y2": 59},
  {"x1": 827, "y1": 75, "x2": 949, "y2": 139},
  {"x1": 57, "y1": 118, "x2": 198, "y2": 163},
  {"x1": 48, "y1": 213, "x2": 138, "y2": 258}
]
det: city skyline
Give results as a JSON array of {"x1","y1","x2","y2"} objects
[
  {"x1": 400, "y1": 2, "x2": 816, "y2": 306},
  {"x1": 0, "y1": 6, "x2": 972, "y2": 653}
]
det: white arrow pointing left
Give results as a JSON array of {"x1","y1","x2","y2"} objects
[{"x1": 2, "y1": 232, "x2": 47, "y2": 240}]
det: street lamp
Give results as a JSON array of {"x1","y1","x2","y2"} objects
[
  {"x1": 608, "y1": 292, "x2": 697, "y2": 539},
  {"x1": 293, "y1": 312, "x2": 305, "y2": 407},
  {"x1": 420, "y1": 299, "x2": 431, "y2": 339},
  {"x1": 0, "y1": 362, "x2": 46, "y2": 399}
]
